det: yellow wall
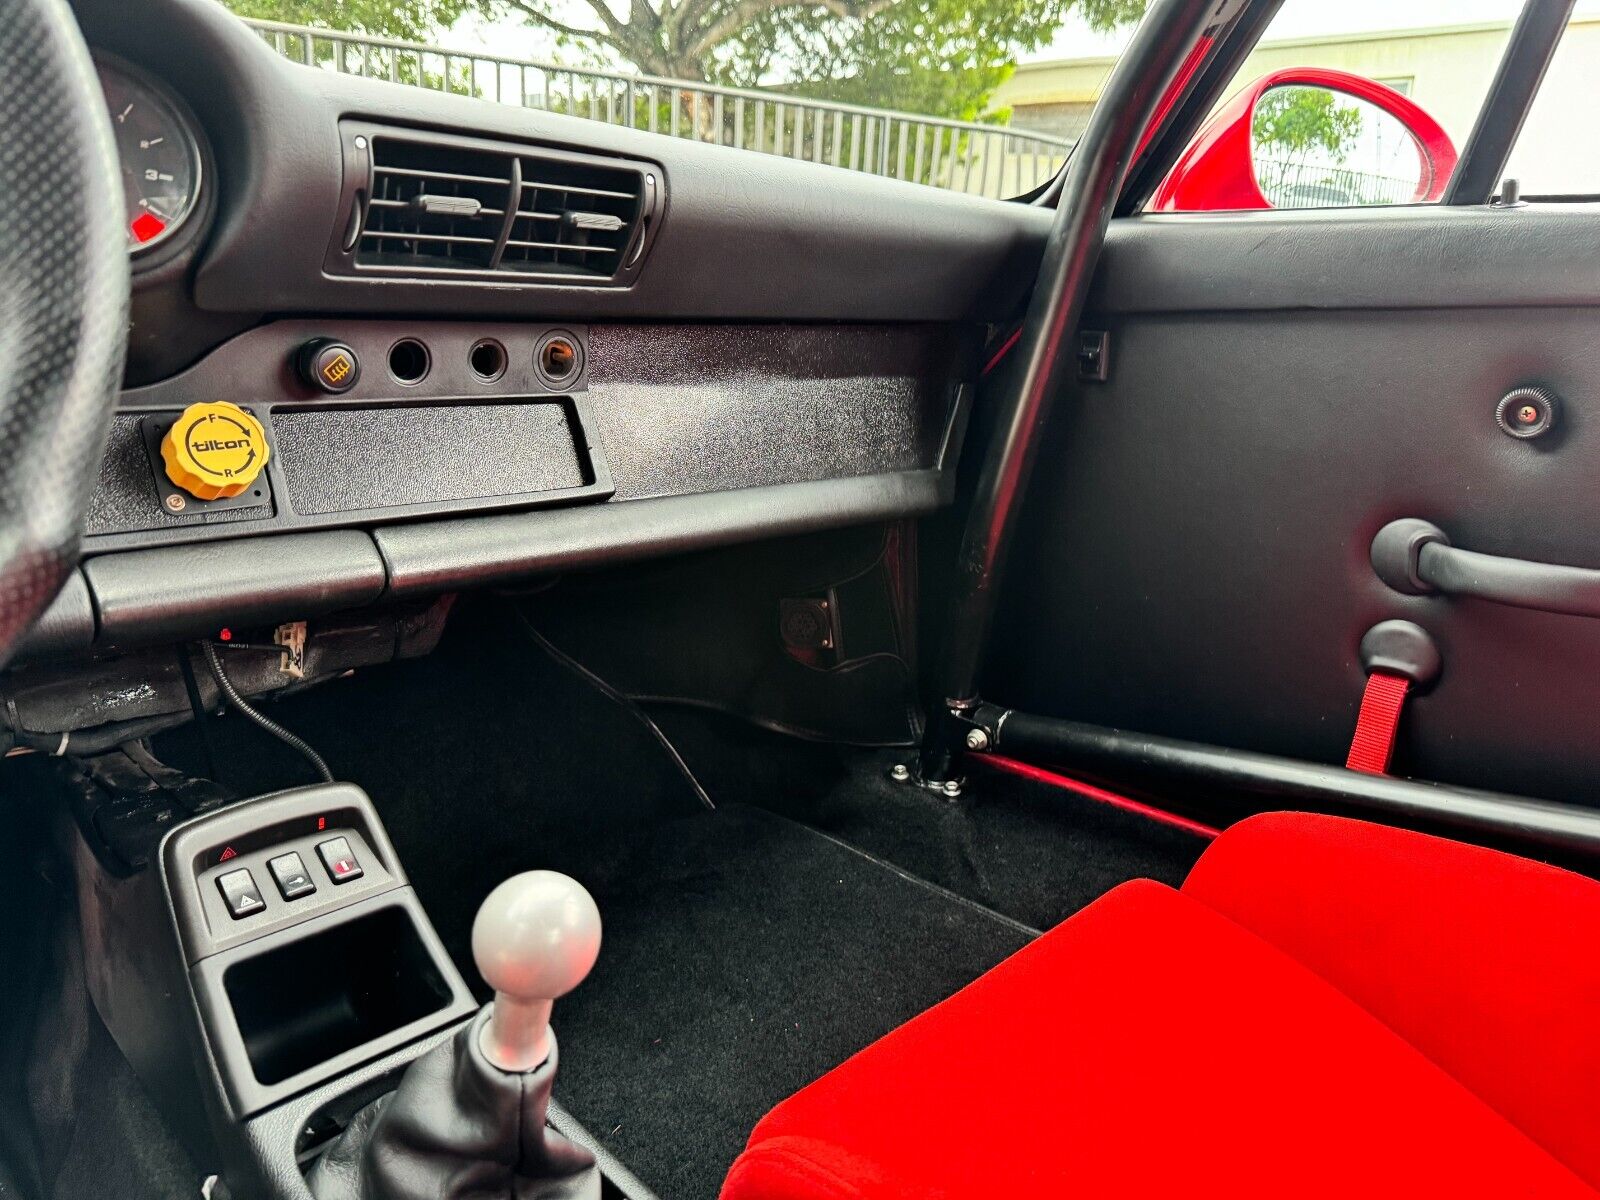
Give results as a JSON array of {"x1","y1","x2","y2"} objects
[{"x1": 995, "y1": 19, "x2": 1592, "y2": 160}]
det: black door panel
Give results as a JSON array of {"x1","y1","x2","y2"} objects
[{"x1": 988, "y1": 273, "x2": 1600, "y2": 806}]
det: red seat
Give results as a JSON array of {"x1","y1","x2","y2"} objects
[
  {"x1": 722, "y1": 815, "x2": 1600, "y2": 1199},
  {"x1": 1185, "y1": 812, "x2": 1600, "y2": 1189}
]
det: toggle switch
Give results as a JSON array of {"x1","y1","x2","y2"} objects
[
  {"x1": 316, "y1": 835, "x2": 364, "y2": 884},
  {"x1": 268, "y1": 851, "x2": 317, "y2": 901},
  {"x1": 217, "y1": 867, "x2": 266, "y2": 920}
]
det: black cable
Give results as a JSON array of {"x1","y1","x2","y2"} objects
[
  {"x1": 176, "y1": 645, "x2": 221, "y2": 781},
  {"x1": 200, "y1": 641, "x2": 333, "y2": 784},
  {"x1": 507, "y1": 607, "x2": 716, "y2": 813}
]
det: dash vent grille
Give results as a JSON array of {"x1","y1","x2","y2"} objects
[
  {"x1": 346, "y1": 128, "x2": 655, "y2": 284},
  {"x1": 359, "y1": 139, "x2": 510, "y2": 272}
]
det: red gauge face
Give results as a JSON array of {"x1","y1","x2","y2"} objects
[{"x1": 95, "y1": 58, "x2": 203, "y2": 255}]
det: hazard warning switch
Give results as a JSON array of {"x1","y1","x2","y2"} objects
[{"x1": 217, "y1": 867, "x2": 266, "y2": 920}]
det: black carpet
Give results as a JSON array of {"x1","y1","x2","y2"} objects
[
  {"x1": 648, "y1": 709, "x2": 1210, "y2": 932},
  {"x1": 553, "y1": 803, "x2": 1034, "y2": 1199}
]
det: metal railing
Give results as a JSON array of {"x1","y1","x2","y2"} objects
[
  {"x1": 244, "y1": 19, "x2": 1072, "y2": 200},
  {"x1": 1255, "y1": 158, "x2": 1421, "y2": 208}
]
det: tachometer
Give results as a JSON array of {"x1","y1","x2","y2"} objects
[{"x1": 95, "y1": 58, "x2": 203, "y2": 255}]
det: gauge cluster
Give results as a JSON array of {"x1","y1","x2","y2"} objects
[{"x1": 95, "y1": 55, "x2": 206, "y2": 259}]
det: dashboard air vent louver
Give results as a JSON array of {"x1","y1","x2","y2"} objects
[
  {"x1": 499, "y1": 155, "x2": 642, "y2": 279},
  {"x1": 359, "y1": 138, "x2": 512, "y2": 273},
  {"x1": 343, "y1": 126, "x2": 659, "y2": 286}
]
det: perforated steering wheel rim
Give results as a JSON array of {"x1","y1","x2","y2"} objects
[{"x1": 0, "y1": 0, "x2": 129, "y2": 665}]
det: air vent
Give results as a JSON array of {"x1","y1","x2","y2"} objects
[
  {"x1": 358, "y1": 138, "x2": 512, "y2": 273},
  {"x1": 341, "y1": 126, "x2": 659, "y2": 286},
  {"x1": 499, "y1": 156, "x2": 642, "y2": 278}
]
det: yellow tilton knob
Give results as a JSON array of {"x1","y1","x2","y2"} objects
[{"x1": 161, "y1": 401, "x2": 270, "y2": 500}]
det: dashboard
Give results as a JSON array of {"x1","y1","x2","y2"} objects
[{"x1": 15, "y1": 0, "x2": 1054, "y2": 664}]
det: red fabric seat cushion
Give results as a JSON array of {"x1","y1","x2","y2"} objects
[
  {"x1": 1183, "y1": 811, "x2": 1600, "y2": 1190},
  {"x1": 722, "y1": 878, "x2": 1595, "y2": 1200}
]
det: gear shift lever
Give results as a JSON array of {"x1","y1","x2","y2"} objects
[
  {"x1": 474, "y1": 870, "x2": 603, "y2": 1072},
  {"x1": 307, "y1": 872, "x2": 604, "y2": 1200}
]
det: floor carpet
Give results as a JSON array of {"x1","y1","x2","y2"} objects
[{"x1": 553, "y1": 803, "x2": 1034, "y2": 1199}]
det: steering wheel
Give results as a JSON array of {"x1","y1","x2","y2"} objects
[{"x1": 0, "y1": 0, "x2": 129, "y2": 665}]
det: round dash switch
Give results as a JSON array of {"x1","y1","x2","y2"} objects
[
  {"x1": 297, "y1": 338, "x2": 361, "y2": 395},
  {"x1": 160, "y1": 401, "x2": 270, "y2": 500}
]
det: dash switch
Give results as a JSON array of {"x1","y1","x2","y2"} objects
[
  {"x1": 268, "y1": 851, "x2": 317, "y2": 901},
  {"x1": 316, "y1": 835, "x2": 365, "y2": 884},
  {"x1": 217, "y1": 868, "x2": 266, "y2": 920},
  {"x1": 297, "y1": 338, "x2": 361, "y2": 395}
]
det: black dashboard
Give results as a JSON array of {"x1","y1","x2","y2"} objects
[{"x1": 21, "y1": 0, "x2": 1055, "y2": 663}]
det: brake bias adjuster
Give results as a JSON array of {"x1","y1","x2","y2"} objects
[{"x1": 160, "y1": 400, "x2": 270, "y2": 500}]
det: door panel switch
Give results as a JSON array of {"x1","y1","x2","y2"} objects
[
  {"x1": 268, "y1": 851, "x2": 317, "y2": 901},
  {"x1": 217, "y1": 868, "x2": 266, "y2": 920},
  {"x1": 316, "y1": 836, "x2": 364, "y2": 884}
]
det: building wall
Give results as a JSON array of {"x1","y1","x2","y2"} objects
[
  {"x1": 994, "y1": 18, "x2": 1599, "y2": 194},
  {"x1": 1506, "y1": 20, "x2": 1600, "y2": 194}
]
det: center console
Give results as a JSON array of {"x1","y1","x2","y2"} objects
[{"x1": 71, "y1": 783, "x2": 652, "y2": 1200}]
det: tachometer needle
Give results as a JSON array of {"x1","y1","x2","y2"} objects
[{"x1": 117, "y1": 103, "x2": 132, "y2": 123}]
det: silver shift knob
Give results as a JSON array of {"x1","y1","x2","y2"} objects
[{"x1": 471, "y1": 870, "x2": 602, "y2": 1072}]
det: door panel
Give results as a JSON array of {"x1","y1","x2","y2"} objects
[{"x1": 988, "y1": 211, "x2": 1600, "y2": 805}]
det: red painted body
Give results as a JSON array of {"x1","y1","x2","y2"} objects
[{"x1": 1150, "y1": 67, "x2": 1459, "y2": 212}]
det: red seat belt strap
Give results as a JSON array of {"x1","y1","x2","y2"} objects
[{"x1": 1346, "y1": 670, "x2": 1411, "y2": 775}]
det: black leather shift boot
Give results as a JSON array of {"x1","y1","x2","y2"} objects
[{"x1": 307, "y1": 1007, "x2": 601, "y2": 1200}]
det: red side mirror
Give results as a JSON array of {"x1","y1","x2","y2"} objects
[{"x1": 1150, "y1": 67, "x2": 1458, "y2": 212}]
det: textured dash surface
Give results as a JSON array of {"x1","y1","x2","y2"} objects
[
  {"x1": 273, "y1": 403, "x2": 585, "y2": 514},
  {"x1": 587, "y1": 324, "x2": 971, "y2": 500},
  {"x1": 86, "y1": 416, "x2": 269, "y2": 535}
]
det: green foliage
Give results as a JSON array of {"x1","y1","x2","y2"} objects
[
  {"x1": 495, "y1": 0, "x2": 1147, "y2": 119},
  {"x1": 226, "y1": 0, "x2": 481, "y2": 90},
  {"x1": 721, "y1": 0, "x2": 1141, "y2": 119},
  {"x1": 230, "y1": 0, "x2": 1150, "y2": 125},
  {"x1": 1251, "y1": 86, "x2": 1364, "y2": 162},
  {"x1": 223, "y1": 0, "x2": 475, "y2": 42}
]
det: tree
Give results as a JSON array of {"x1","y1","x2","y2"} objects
[
  {"x1": 228, "y1": 0, "x2": 1148, "y2": 124},
  {"x1": 225, "y1": 0, "x2": 477, "y2": 42},
  {"x1": 498, "y1": 0, "x2": 1145, "y2": 116},
  {"x1": 1250, "y1": 86, "x2": 1363, "y2": 162}
]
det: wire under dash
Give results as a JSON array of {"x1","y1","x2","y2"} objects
[{"x1": 506, "y1": 605, "x2": 717, "y2": 813}]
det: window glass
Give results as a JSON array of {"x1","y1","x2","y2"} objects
[
  {"x1": 232, "y1": 0, "x2": 1150, "y2": 202},
  {"x1": 1503, "y1": 4, "x2": 1600, "y2": 196},
  {"x1": 1150, "y1": 0, "x2": 1521, "y2": 212}
]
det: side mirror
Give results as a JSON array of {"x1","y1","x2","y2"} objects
[{"x1": 1150, "y1": 68, "x2": 1457, "y2": 212}]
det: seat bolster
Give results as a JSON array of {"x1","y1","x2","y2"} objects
[
  {"x1": 722, "y1": 1137, "x2": 892, "y2": 1200},
  {"x1": 1184, "y1": 811, "x2": 1600, "y2": 1190},
  {"x1": 723, "y1": 878, "x2": 1597, "y2": 1200}
]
